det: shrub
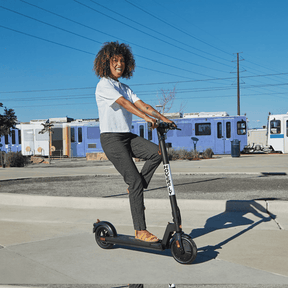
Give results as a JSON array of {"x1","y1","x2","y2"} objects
[
  {"x1": 168, "y1": 148, "x2": 200, "y2": 160},
  {"x1": 190, "y1": 149, "x2": 200, "y2": 159},
  {"x1": 202, "y1": 148, "x2": 214, "y2": 159},
  {"x1": 168, "y1": 148, "x2": 179, "y2": 160},
  {"x1": 0, "y1": 151, "x2": 5, "y2": 167},
  {"x1": 5, "y1": 151, "x2": 28, "y2": 167}
]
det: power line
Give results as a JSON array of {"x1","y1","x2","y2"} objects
[
  {"x1": 11, "y1": 102, "x2": 97, "y2": 108},
  {"x1": 88, "y1": 0, "x2": 232, "y2": 64},
  {"x1": 11, "y1": 90, "x2": 288, "y2": 109},
  {"x1": 2, "y1": 72, "x2": 288, "y2": 94},
  {"x1": 2, "y1": 82, "x2": 288, "y2": 104},
  {"x1": 125, "y1": 0, "x2": 233, "y2": 58},
  {"x1": 73, "y1": 0, "x2": 232, "y2": 68},
  {"x1": 0, "y1": 24, "x2": 95, "y2": 56},
  {"x1": 22, "y1": 0, "x2": 278, "y2": 80},
  {"x1": 244, "y1": 63, "x2": 288, "y2": 84},
  {"x1": 0, "y1": 24, "x2": 199, "y2": 80},
  {"x1": 8, "y1": 3, "x2": 284, "y2": 84},
  {"x1": 152, "y1": 0, "x2": 235, "y2": 57},
  {"x1": 3, "y1": 6, "x2": 220, "y2": 79},
  {"x1": 18, "y1": 0, "x2": 230, "y2": 74}
]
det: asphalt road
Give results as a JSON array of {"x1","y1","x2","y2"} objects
[{"x1": 1, "y1": 174, "x2": 288, "y2": 201}]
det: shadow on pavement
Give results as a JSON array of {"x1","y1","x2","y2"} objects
[
  {"x1": 102, "y1": 177, "x2": 224, "y2": 198},
  {"x1": 191, "y1": 200, "x2": 275, "y2": 264},
  {"x1": 260, "y1": 172, "x2": 287, "y2": 177},
  {"x1": 96, "y1": 200, "x2": 274, "y2": 265}
]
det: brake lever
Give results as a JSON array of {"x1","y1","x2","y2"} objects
[{"x1": 171, "y1": 122, "x2": 181, "y2": 131}]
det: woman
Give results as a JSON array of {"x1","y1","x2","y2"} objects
[{"x1": 94, "y1": 41, "x2": 173, "y2": 242}]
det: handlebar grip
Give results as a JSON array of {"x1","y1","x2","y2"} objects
[{"x1": 148, "y1": 121, "x2": 181, "y2": 131}]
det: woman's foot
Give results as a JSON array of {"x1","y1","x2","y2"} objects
[{"x1": 135, "y1": 230, "x2": 159, "y2": 242}]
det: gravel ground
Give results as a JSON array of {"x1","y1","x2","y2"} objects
[{"x1": 1, "y1": 173, "x2": 288, "y2": 201}]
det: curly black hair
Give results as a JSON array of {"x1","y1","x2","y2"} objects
[{"x1": 93, "y1": 41, "x2": 135, "y2": 79}]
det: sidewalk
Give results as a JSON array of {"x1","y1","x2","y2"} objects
[
  {"x1": 1, "y1": 153, "x2": 288, "y2": 181},
  {"x1": 1, "y1": 154, "x2": 288, "y2": 284}
]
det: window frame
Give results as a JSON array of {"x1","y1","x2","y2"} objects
[{"x1": 195, "y1": 122, "x2": 211, "y2": 136}]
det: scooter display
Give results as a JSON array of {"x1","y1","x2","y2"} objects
[{"x1": 93, "y1": 122, "x2": 197, "y2": 264}]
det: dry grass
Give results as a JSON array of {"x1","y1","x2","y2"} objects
[{"x1": 168, "y1": 148, "x2": 213, "y2": 160}]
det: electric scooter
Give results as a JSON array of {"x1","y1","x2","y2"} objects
[{"x1": 93, "y1": 122, "x2": 197, "y2": 264}]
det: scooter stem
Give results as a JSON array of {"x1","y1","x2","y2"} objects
[{"x1": 157, "y1": 124, "x2": 182, "y2": 233}]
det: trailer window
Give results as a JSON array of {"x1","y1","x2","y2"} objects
[
  {"x1": 139, "y1": 125, "x2": 144, "y2": 138},
  {"x1": 226, "y1": 122, "x2": 231, "y2": 138},
  {"x1": 24, "y1": 129, "x2": 34, "y2": 141},
  {"x1": 18, "y1": 130, "x2": 21, "y2": 144},
  {"x1": 78, "y1": 127, "x2": 82, "y2": 143},
  {"x1": 237, "y1": 121, "x2": 246, "y2": 135},
  {"x1": 12, "y1": 130, "x2": 16, "y2": 144},
  {"x1": 36, "y1": 129, "x2": 49, "y2": 141},
  {"x1": 5, "y1": 134, "x2": 9, "y2": 144},
  {"x1": 270, "y1": 120, "x2": 281, "y2": 134},
  {"x1": 148, "y1": 127, "x2": 152, "y2": 141},
  {"x1": 71, "y1": 128, "x2": 75, "y2": 142},
  {"x1": 195, "y1": 123, "x2": 211, "y2": 136},
  {"x1": 217, "y1": 122, "x2": 222, "y2": 138}
]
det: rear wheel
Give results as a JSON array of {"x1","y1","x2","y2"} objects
[
  {"x1": 95, "y1": 224, "x2": 115, "y2": 249},
  {"x1": 171, "y1": 234, "x2": 197, "y2": 264}
]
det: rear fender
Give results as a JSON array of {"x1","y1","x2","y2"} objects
[{"x1": 93, "y1": 220, "x2": 117, "y2": 237}]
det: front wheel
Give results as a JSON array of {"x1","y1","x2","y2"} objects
[{"x1": 170, "y1": 234, "x2": 197, "y2": 264}]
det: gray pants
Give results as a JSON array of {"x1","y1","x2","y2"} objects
[{"x1": 100, "y1": 133, "x2": 162, "y2": 230}]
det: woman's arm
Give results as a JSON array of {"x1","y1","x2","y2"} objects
[
  {"x1": 115, "y1": 96, "x2": 157, "y2": 127},
  {"x1": 134, "y1": 100, "x2": 173, "y2": 123}
]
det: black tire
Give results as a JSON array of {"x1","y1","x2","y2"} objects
[
  {"x1": 170, "y1": 234, "x2": 197, "y2": 264},
  {"x1": 95, "y1": 225, "x2": 115, "y2": 249}
]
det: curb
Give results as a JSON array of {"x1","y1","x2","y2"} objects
[{"x1": 1, "y1": 193, "x2": 286, "y2": 214}]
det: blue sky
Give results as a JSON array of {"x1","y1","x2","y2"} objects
[{"x1": 1, "y1": 0, "x2": 288, "y2": 128}]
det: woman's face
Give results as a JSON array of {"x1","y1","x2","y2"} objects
[{"x1": 109, "y1": 54, "x2": 125, "y2": 80}]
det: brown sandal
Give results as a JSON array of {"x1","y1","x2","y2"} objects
[{"x1": 135, "y1": 230, "x2": 159, "y2": 242}]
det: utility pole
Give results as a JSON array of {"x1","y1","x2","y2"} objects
[
  {"x1": 237, "y1": 53, "x2": 240, "y2": 116},
  {"x1": 232, "y1": 52, "x2": 244, "y2": 116}
]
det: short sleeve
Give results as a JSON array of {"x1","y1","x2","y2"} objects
[{"x1": 96, "y1": 79, "x2": 123, "y2": 107}]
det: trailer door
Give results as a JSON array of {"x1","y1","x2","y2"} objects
[
  {"x1": 285, "y1": 118, "x2": 288, "y2": 153},
  {"x1": 52, "y1": 128, "x2": 63, "y2": 157},
  {"x1": 70, "y1": 126, "x2": 85, "y2": 157},
  {"x1": 269, "y1": 118, "x2": 284, "y2": 153},
  {"x1": 76, "y1": 127, "x2": 85, "y2": 157},
  {"x1": 23, "y1": 129, "x2": 34, "y2": 155},
  {"x1": 215, "y1": 120, "x2": 232, "y2": 154}
]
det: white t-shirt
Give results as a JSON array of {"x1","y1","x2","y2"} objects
[{"x1": 95, "y1": 77, "x2": 140, "y2": 133}]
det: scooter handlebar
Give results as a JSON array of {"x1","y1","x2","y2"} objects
[{"x1": 148, "y1": 121, "x2": 181, "y2": 131}]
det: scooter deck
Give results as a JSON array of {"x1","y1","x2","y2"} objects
[{"x1": 103, "y1": 234, "x2": 165, "y2": 251}]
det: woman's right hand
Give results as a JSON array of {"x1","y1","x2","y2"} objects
[{"x1": 145, "y1": 116, "x2": 158, "y2": 129}]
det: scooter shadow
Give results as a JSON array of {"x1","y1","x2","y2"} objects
[{"x1": 190, "y1": 199, "x2": 275, "y2": 264}]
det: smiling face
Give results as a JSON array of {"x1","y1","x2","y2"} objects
[{"x1": 109, "y1": 54, "x2": 125, "y2": 80}]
